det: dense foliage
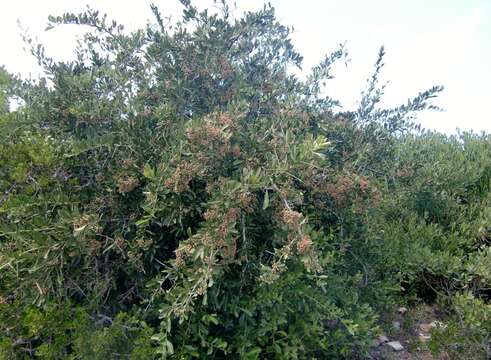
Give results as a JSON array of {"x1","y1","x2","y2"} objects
[{"x1": 0, "y1": 2, "x2": 489, "y2": 359}]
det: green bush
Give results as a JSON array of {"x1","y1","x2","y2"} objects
[{"x1": 0, "y1": 2, "x2": 489, "y2": 359}]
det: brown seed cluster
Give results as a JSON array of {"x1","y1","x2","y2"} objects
[
  {"x1": 203, "y1": 208, "x2": 218, "y2": 222},
  {"x1": 136, "y1": 238, "x2": 153, "y2": 251},
  {"x1": 395, "y1": 167, "x2": 413, "y2": 178},
  {"x1": 89, "y1": 239, "x2": 102, "y2": 255},
  {"x1": 185, "y1": 114, "x2": 237, "y2": 159},
  {"x1": 117, "y1": 176, "x2": 139, "y2": 194},
  {"x1": 325, "y1": 175, "x2": 355, "y2": 207},
  {"x1": 174, "y1": 243, "x2": 193, "y2": 268},
  {"x1": 218, "y1": 207, "x2": 239, "y2": 238},
  {"x1": 297, "y1": 234, "x2": 313, "y2": 254},
  {"x1": 115, "y1": 236, "x2": 126, "y2": 251},
  {"x1": 238, "y1": 190, "x2": 256, "y2": 212},
  {"x1": 176, "y1": 204, "x2": 240, "y2": 268},
  {"x1": 217, "y1": 113, "x2": 235, "y2": 129},
  {"x1": 281, "y1": 208, "x2": 303, "y2": 228},
  {"x1": 164, "y1": 162, "x2": 200, "y2": 193},
  {"x1": 325, "y1": 174, "x2": 382, "y2": 208},
  {"x1": 358, "y1": 176, "x2": 370, "y2": 192},
  {"x1": 121, "y1": 158, "x2": 135, "y2": 168},
  {"x1": 127, "y1": 250, "x2": 143, "y2": 269}
]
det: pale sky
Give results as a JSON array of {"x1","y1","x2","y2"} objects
[{"x1": 1, "y1": 0, "x2": 490, "y2": 133}]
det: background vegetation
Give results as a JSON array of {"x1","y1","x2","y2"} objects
[{"x1": 0, "y1": 1, "x2": 489, "y2": 358}]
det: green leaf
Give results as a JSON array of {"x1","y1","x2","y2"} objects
[
  {"x1": 244, "y1": 347, "x2": 262, "y2": 360},
  {"x1": 262, "y1": 190, "x2": 269, "y2": 210},
  {"x1": 143, "y1": 163, "x2": 156, "y2": 179}
]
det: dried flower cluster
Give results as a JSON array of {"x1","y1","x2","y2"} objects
[
  {"x1": 164, "y1": 161, "x2": 201, "y2": 193},
  {"x1": 117, "y1": 175, "x2": 139, "y2": 193}
]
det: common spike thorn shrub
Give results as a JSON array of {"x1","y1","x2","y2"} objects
[{"x1": 1, "y1": 1, "x2": 489, "y2": 359}]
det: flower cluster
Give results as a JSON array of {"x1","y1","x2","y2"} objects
[
  {"x1": 164, "y1": 161, "x2": 201, "y2": 193},
  {"x1": 117, "y1": 175, "x2": 139, "y2": 193},
  {"x1": 185, "y1": 114, "x2": 235, "y2": 158}
]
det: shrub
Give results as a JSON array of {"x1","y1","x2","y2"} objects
[{"x1": 2, "y1": 1, "x2": 489, "y2": 359}]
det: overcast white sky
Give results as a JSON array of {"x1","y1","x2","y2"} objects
[{"x1": 1, "y1": 0, "x2": 490, "y2": 133}]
